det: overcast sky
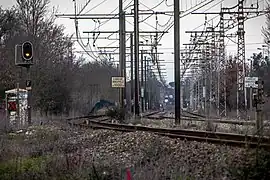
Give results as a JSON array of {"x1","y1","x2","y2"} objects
[{"x1": 1, "y1": 0, "x2": 267, "y2": 82}]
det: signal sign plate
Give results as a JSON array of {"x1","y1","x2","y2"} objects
[
  {"x1": 245, "y1": 77, "x2": 258, "y2": 88},
  {"x1": 26, "y1": 80, "x2": 32, "y2": 90},
  {"x1": 111, "y1": 77, "x2": 125, "y2": 88},
  {"x1": 8, "y1": 101, "x2": 16, "y2": 111}
]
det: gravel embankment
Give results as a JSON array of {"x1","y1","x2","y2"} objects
[
  {"x1": 138, "y1": 117, "x2": 268, "y2": 135},
  {"x1": 0, "y1": 123, "x2": 262, "y2": 179}
]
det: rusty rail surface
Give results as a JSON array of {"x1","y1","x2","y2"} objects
[
  {"x1": 67, "y1": 116, "x2": 270, "y2": 149},
  {"x1": 145, "y1": 111, "x2": 270, "y2": 126}
]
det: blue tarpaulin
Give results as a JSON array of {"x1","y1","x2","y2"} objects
[{"x1": 89, "y1": 99, "x2": 115, "y2": 114}]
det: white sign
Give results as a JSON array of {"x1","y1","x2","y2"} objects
[
  {"x1": 141, "y1": 87, "x2": 144, "y2": 98},
  {"x1": 111, "y1": 77, "x2": 125, "y2": 88},
  {"x1": 245, "y1": 77, "x2": 258, "y2": 88},
  {"x1": 203, "y1": 86, "x2": 206, "y2": 98}
]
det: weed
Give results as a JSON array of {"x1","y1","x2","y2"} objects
[{"x1": 106, "y1": 107, "x2": 126, "y2": 123}]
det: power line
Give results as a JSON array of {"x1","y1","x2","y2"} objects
[
  {"x1": 90, "y1": 0, "x2": 133, "y2": 32},
  {"x1": 140, "y1": 0, "x2": 166, "y2": 11},
  {"x1": 77, "y1": 0, "x2": 92, "y2": 15},
  {"x1": 84, "y1": 0, "x2": 109, "y2": 14},
  {"x1": 157, "y1": 0, "x2": 216, "y2": 43}
]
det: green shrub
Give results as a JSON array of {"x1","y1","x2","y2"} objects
[
  {"x1": 228, "y1": 149, "x2": 270, "y2": 180},
  {"x1": 0, "y1": 156, "x2": 49, "y2": 179}
]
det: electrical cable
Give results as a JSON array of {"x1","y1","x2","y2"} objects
[
  {"x1": 73, "y1": 1, "x2": 117, "y2": 70},
  {"x1": 202, "y1": 0, "x2": 224, "y2": 13},
  {"x1": 139, "y1": 1, "x2": 180, "y2": 82},
  {"x1": 78, "y1": 0, "x2": 92, "y2": 15},
  {"x1": 165, "y1": 0, "x2": 173, "y2": 7},
  {"x1": 140, "y1": 0, "x2": 166, "y2": 11},
  {"x1": 76, "y1": 0, "x2": 134, "y2": 63},
  {"x1": 185, "y1": 0, "x2": 268, "y2": 85},
  {"x1": 90, "y1": 0, "x2": 133, "y2": 32},
  {"x1": 157, "y1": 15, "x2": 173, "y2": 27},
  {"x1": 157, "y1": 0, "x2": 216, "y2": 43},
  {"x1": 84, "y1": 0, "x2": 109, "y2": 14},
  {"x1": 138, "y1": 1, "x2": 171, "y2": 31},
  {"x1": 139, "y1": 13, "x2": 154, "y2": 23}
]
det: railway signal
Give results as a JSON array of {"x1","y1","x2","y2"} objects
[
  {"x1": 15, "y1": 41, "x2": 34, "y2": 66},
  {"x1": 14, "y1": 41, "x2": 34, "y2": 127},
  {"x1": 22, "y1": 41, "x2": 33, "y2": 62}
]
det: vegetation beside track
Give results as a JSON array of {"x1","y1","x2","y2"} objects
[{"x1": 0, "y1": 122, "x2": 270, "y2": 179}]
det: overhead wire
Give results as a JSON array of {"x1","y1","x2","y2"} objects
[
  {"x1": 202, "y1": 0, "x2": 224, "y2": 13},
  {"x1": 74, "y1": 0, "x2": 267, "y2": 79},
  {"x1": 140, "y1": 0, "x2": 166, "y2": 11},
  {"x1": 139, "y1": 1, "x2": 175, "y2": 82},
  {"x1": 139, "y1": 13, "x2": 154, "y2": 23},
  {"x1": 84, "y1": 0, "x2": 110, "y2": 14},
  {"x1": 157, "y1": 0, "x2": 216, "y2": 43},
  {"x1": 90, "y1": 0, "x2": 133, "y2": 47},
  {"x1": 165, "y1": 0, "x2": 173, "y2": 7},
  {"x1": 174, "y1": 0, "x2": 223, "y2": 76},
  {"x1": 139, "y1": 2, "x2": 169, "y2": 30},
  {"x1": 170, "y1": 0, "x2": 267, "y2": 79},
  {"x1": 76, "y1": 0, "x2": 134, "y2": 62},
  {"x1": 157, "y1": 15, "x2": 173, "y2": 27},
  {"x1": 98, "y1": 18, "x2": 149, "y2": 52},
  {"x1": 78, "y1": 0, "x2": 92, "y2": 15},
  {"x1": 74, "y1": 1, "x2": 119, "y2": 69},
  {"x1": 186, "y1": 0, "x2": 268, "y2": 78},
  {"x1": 92, "y1": 0, "x2": 132, "y2": 31}
]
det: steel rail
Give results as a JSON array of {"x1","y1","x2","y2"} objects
[{"x1": 69, "y1": 118, "x2": 270, "y2": 148}]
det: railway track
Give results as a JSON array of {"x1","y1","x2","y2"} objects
[
  {"x1": 145, "y1": 110, "x2": 219, "y2": 120},
  {"x1": 145, "y1": 111, "x2": 270, "y2": 126},
  {"x1": 67, "y1": 114, "x2": 270, "y2": 149}
]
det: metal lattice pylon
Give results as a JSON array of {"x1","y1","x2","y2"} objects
[
  {"x1": 218, "y1": 12, "x2": 227, "y2": 117},
  {"x1": 236, "y1": 0, "x2": 247, "y2": 119},
  {"x1": 209, "y1": 27, "x2": 216, "y2": 116}
]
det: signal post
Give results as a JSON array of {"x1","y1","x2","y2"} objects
[
  {"x1": 15, "y1": 41, "x2": 34, "y2": 126},
  {"x1": 249, "y1": 77, "x2": 265, "y2": 135},
  {"x1": 255, "y1": 79, "x2": 264, "y2": 135}
]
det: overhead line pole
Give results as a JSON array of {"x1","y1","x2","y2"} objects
[
  {"x1": 130, "y1": 33, "x2": 134, "y2": 114},
  {"x1": 119, "y1": 0, "x2": 126, "y2": 110},
  {"x1": 237, "y1": 0, "x2": 246, "y2": 119},
  {"x1": 141, "y1": 50, "x2": 144, "y2": 113},
  {"x1": 219, "y1": 11, "x2": 227, "y2": 117},
  {"x1": 174, "y1": 0, "x2": 181, "y2": 124},
  {"x1": 144, "y1": 55, "x2": 147, "y2": 111},
  {"x1": 134, "y1": 0, "x2": 140, "y2": 117}
]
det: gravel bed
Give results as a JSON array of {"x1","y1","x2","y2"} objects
[
  {"x1": 136, "y1": 117, "x2": 269, "y2": 136},
  {"x1": 68, "y1": 129, "x2": 251, "y2": 179},
  {"x1": 1, "y1": 123, "x2": 266, "y2": 179}
]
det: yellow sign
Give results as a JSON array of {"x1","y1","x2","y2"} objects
[{"x1": 111, "y1": 77, "x2": 125, "y2": 88}]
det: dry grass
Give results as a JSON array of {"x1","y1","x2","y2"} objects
[{"x1": 0, "y1": 119, "x2": 270, "y2": 179}]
